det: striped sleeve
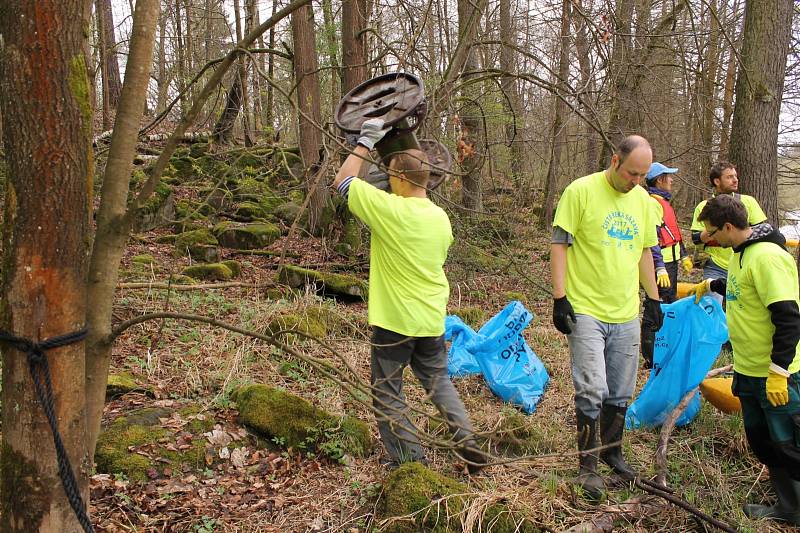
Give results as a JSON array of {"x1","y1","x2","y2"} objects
[{"x1": 337, "y1": 175, "x2": 356, "y2": 199}]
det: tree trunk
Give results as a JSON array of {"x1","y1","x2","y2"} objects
[
  {"x1": 174, "y1": 0, "x2": 187, "y2": 116},
  {"x1": 233, "y1": 0, "x2": 253, "y2": 145},
  {"x1": 718, "y1": 0, "x2": 741, "y2": 159},
  {"x1": 85, "y1": 0, "x2": 161, "y2": 463},
  {"x1": 321, "y1": 0, "x2": 341, "y2": 119},
  {"x1": 246, "y1": 0, "x2": 263, "y2": 133},
  {"x1": 541, "y1": 0, "x2": 571, "y2": 229},
  {"x1": 212, "y1": 73, "x2": 243, "y2": 144},
  {"x1": 457, "y1": 0, "x2": 486, "y2": 210},
  {"x1": 699, "y1": 0, "x2": 721, "y2": 182},
  {"x1": 291, "y1": 4, "x2": 328, "y2": 233},
  {"x1": 155, "y1": 6, "x2": 170, "y2": 114},
  {"x1": 0, "y1": 1, "x2": 93, "y2": 530},
  {"x1": 728, "y1": 0, "x2": 794, "y2": 225},
  {"x1": 572, "y1": 0, "x2": 599, "y2": 174},
  {"x1": 342, "y1": 0, "x2": 368, "y2": 93},
  {"x1": 265, "y1": 0, "x2": 278, "y2": 142},
  {"x1": 602, "y1": 0, "x2": 636, "y2": 165},
  {"x1": 498, "y1": 0, "x2": 525, "y2": 187},
  {"x1": 97, "y1": 0, "x2": 122, "y2": 106}
]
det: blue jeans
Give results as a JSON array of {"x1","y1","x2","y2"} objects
[{"x1": 568, "y1": 314, "x2": 640, "y2": 418}]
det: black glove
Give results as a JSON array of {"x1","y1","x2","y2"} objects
[
  {"x1": 641, "y1": 328, "x2": 655, "y2": 369},
  {"x1": 642, "y1": 297, "x2": 664, "y2": 332},
  {"x1": 553, "y1": 296, "x2": 577, "y2": 334}
]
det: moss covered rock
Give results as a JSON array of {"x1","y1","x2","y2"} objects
[
  {"x1": 174, "y1": 229, "x2": 220, "y2": 263},
  {"x1": 182, "y1": 263, "x2": 233, "y2": 281},
  {"x1": 273, "y1": 202, "x2": 307, "y2": 227},
  {"x1": 265, "y1": 307, "x2": 330, "y2": 341},
  {"x1": 95, "y1": 406, "x2": 215, "y2": 482},
  {"x1": 106, "y1": 372, "x2": 146, "y2": 400},
  {"x1": 334, "y1": 217, "x2": 363, "y2": 257},
  {"x1": 277, "y1": 265, "x2": 367, "y2": 301},
  {"x1": 379, "y1": 462, "x2": 537, "y2": 532},
  {"x1": 234, "y1": 201, "x2": 272, "y2": 221},
  {"x1": 221, "y1": 260, "x2": 242, "y2": 278},
  {"x1": 233, "y1": 384, "x2": 372, "y2": 460},
  {"x1": 212, "y1": 221, "x2": 280, "y2": 250},
  {"x1": 131, "y1": 171, "x2": 175, "y2": 232},
  {"x1": 131, "y1": 254, "x2": 156, "y2": 266}
]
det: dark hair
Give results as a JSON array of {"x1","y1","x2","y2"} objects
[
  {"x1": 388, "y1": 149, "x2": 430, "y2": 187},
  {"x1": 616, "y1": 135, "x2": 651, "y2": 165},
  {"x1": 708, "y1": 161, "x2": 736, "y2": 188},
  {"x1": 697, "y1": 194, "x2": 748, "y2": 230}
]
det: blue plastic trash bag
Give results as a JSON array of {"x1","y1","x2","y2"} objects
[
  {"x1": 444, "y1": 315, "x2": 481, "y2": 377},
  {"x1": 466, "y1": 301, "x2": 550, "y2": 413},
  {"x1": 626, "y1": 295, "x2": 728, "y2": 429}
]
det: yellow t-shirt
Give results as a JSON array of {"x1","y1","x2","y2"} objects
[
  {"x1": 348, "y1": 178, "x2": 453, "y2": 337},
  {"x1": 691, "y1": 194, "x2": 766, "y2": 270},
  {"x1": 728, "y1": 242, "x2": 800, "y2": 377},
  {"x1": 553, "y1": 173, "x2": 659, "y2": 323}
]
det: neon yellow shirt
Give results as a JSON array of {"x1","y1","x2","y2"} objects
[
  {"x1": 728, "y1": 242, "x2": 800, "y2": 377},
  {"x1": 553, "y1": 173, "x2": 659, "y2": 323},
  {"x1": 348, "y1": 178, "x2": 452, "y2": 337},
  {"x1": 691, "y1": 194, "x2": 766, "y2": 270}
]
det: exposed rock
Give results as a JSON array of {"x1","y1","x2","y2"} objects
[
  {"x1": 273, "y1": 202, "x2": 306, "y2": 227},
  {"x1": 233, "y1": 384, "x2": 372, "y2": 461},
  {"x1": 182, "y1": 263, "x2": 233, "y2": 281},
  {"x1": 213, "y1": 221, "x2": 281, "y2": 250},
  {"x1": 106, "y1": 372, "x2": 148, "y2": 401},
  {"x1": 132, "y1": 171, "x2": 175, "y2": 232},
  {"x1": 174, "y1": 229, "x2": 221, "y2": 263},
  {"x1": 276, "y1": 265, "x2": 367, "y2": 301},
  {"x1": 221, "y1": 260, "x2": 242, "y2": 278},
  {"x1": 131, "y1": 254, "x2": 156, "y2": 266}
]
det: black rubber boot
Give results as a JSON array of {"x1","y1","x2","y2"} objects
[
  {"x1": 576, "y1": 409, "x2": 605, "y2": 500},
  {"x1": 598, "y1": 404, "x2": 638, "y2": 481},
  {"x1": 744, "y1": 467, "x2": 800, "y2": 525}
]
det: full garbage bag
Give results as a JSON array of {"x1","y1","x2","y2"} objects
[
  {"x1": 626, "y1": 295, "x2": 729, "y2": 429},
  {"x1": 446, "y1": 301, "x2": 550, "y2": 413}
]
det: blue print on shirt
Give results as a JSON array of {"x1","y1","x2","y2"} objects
[{"x1": 601, "y1": 211, "x2": 640, "y2": 250}]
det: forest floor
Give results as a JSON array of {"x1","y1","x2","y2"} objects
[{"x1": 87, "y1": 184, "x2": 795, "y2": 533}]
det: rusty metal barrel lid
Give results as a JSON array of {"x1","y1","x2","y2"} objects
[{"x1": 334, "y1": 73, "x2": 426, "y2": 133}]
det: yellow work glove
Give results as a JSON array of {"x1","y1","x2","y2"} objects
[
  {"x1": 689, "y1": 279, "x2": 712, "y2": 304},
  {"x1": 766, "y1": 365, "x2": 790, "y2": 407},
  {"x1": 656, "y1": 267, "x2": 671, "y2": 288},
  {"x1": 681, "y1": 256, "x2": 693, "y2": 274}
]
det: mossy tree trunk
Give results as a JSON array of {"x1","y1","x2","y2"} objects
[{"x1": 0, "y1": 1, "x2": 93, "y2": 530}]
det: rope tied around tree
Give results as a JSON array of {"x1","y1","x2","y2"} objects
[{"x1": 0, "y1": 328, "x2": 94, "y2": 533}]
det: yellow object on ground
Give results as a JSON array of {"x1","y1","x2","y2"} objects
[
  {"x1": 699, "y1": 377, "x2": 742, "y2": 414},
  {"x1": 787, "y1": 238, "x2": 798, "y2": 249}
]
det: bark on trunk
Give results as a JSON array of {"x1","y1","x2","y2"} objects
[
  {"x1": 498, "y1": 0, "x2": 525, "y2": 186},
  {"x1": 342, "y1": 0, "x2": 368, "y2": 93},
  {"x1": 728, "y1": 0, "x2": 794, "y2": 225},
  {"x1": 0, "y1": 1, "x2": 93, "y2": 530},
  {"x1": 291, "y1": 4, "x2": 329, "y2": 233},
  {"x1": 212, "y1": 73, "x2": 243, "y2": 144}
]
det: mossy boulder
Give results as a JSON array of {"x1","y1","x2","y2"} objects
[
  {"x1": 171, "y1": 156, "x2": 202, "y2": 180},
  {"x1": 95, "y1": 406, "x2": 215, "y2": 482},
  {"x1": 174, "y1": 229, "x2": 220, "y2": 263},
  {"x1": 488, "y1": 409, "x2": 560, "y2": 456},
  {"x1": 106, "y1": 372, "x2": 147, "y2": 400},
  {"x1": 182, "y1": 263, "x2": 233, "y2": 281},
  {"x1": 273, "y1": 202, "x2": 307, "y2": 227},
  {"x1": 449, "y1": 306, "x2": 488, "y2": 330},
  {"x1": 379, "y1": 462, "x2": 537, "y2": 533},
  {"x1": 273, "y1": 151, "x2": 304, "y2": 184},
  {"x1": 212, "y1": 221, "x2": 281, "y2": 250},
  {"x1": 221, "y1": 260, "x2": 242, "y2": 278},
  {"x1": 277, "y1": 265, "x2": 367, "y2": 301},
  {"x1": 334, "y1": 217, "x2": 363, "y2": 257},
  {"x1": 233, "y1": 384, "x2": 372, "y2": 460},
  {"x1": 234, "y1": 201, "x2": 272, "y2": 221},
  {"x1": 265, "y1": 307, "x2": 332, "y2": 341},
  {"x1": 131, "y1": 171, "x2": 175, "y2": 232},
  {"x1": 189, "y1": 141, "x2": 210, "y2": 158}
]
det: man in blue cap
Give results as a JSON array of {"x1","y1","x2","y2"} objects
[{"x1": 646, "y1": 162, "x2": 693, "y2": 304}]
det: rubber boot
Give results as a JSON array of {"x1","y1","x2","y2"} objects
[
  {"x1": 743, "y1": 467, "x2": 800, "y2": 525},
  {"x1": 457, "y1": 440, "x2": 488, "y2": 475},
  {"x1": 598, "y1": 404, "x2": 638, "y2": 481},
  {"x1": 576, "y1": 409, "x2": 605, "y2": 500}
]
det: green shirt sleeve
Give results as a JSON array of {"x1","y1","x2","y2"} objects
[
  {"x1": 743, "y1": 195, "x2": 767, "y2": 225},
  {"x1": 552, "y1": 182, "x2": 581, "y2": 235},
  {"x1": 750, "y1": 251, "x2": 799, "y2": 308},
  {"x1": 691, "y1": 201, "x2": 706, "y2": 231},
  {"x1": 347, "y1": 178, "x2": 402, "y2": 235}
]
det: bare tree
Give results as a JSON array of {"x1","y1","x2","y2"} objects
[
  {"x1": 342, "y1": 0, "x2": 368, "y2": 93},
  {"x1": 96, "y1": 0, "x2": 123, "y2": 129},
  {"x1": 498, "y1": 0, "x2": 525, "y2": 186}
]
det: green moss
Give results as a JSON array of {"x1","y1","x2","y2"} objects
[
  {"x1": 68, "y1": 55, "x2": 93, "y2": 138},
  {"x1": 212, "y1": 222, "x2": 281, "y2": 250},
  {"x1": 235, "y1": 201, "x2": 271, "y2": 220},
  {"x1": 221, "y1": 260, "x2": 242, "y2": 278},
  {"x1": 274, "y1": 202, "x2": 306, "y2": 227},
  {"x1": 450, "y1": 306, "x2": 488, "y2": 330},
  {"x1": 335, "y1": 217, "x2": 362, "y2": 256},
  {"x1": 265, "y1": 309, "x2": 328, "y2": 341},
  {"x1": 174, "y1": 229, "x2": 219, "y2": 261},
  {"x1": 171, "y1": 157, "x2": 201, "y2": 180},
  {"x1": 0, "y1": 443, "x2": 49, "y2": 530},
  {"x1": 379, "y1": 462, "x2": 537, "y2": 532},
  {"x1": 106, "y1": 372, "x2": 142, "y2": 400},
  {"x1": 189, "y1": 142, "x2": 210, "y2": 158},
  {"x1": 182, "y1": 263, "x2": 233, "y2": 281},
  {"x1": 276, "y1": 265, "x2": 367, "y2": 301},
  {"x1": 233, "y1": 384, "x2": 372, "y2": 460},
  {"x1": 489, "y1": 409, "x2": 559, "y2": 456},
  {"x1": 502, "y1": 292, "x2": 527, "y2": 304},
  {"x1": 131, "y1": 254, "x2": 156, "y2": 265}
]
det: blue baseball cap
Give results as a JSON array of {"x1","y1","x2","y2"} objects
[{"x1": 646, "y1": 162, "x2": 679, "y2": 183}]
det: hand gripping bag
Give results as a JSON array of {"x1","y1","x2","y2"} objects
[
  {"x1": 444, "y1": 315, "x2": 481, "y2": 377},
  {"x1": 465, "y1": 301, "x2": 550, "y2": 413},
  {"x1": 626, "y1": 295, "x2": 729, "y2": 429}
]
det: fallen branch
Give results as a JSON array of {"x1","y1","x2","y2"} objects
[
  {"x1": 562, "y1": 495, "x2": 661, "y2": 533},
  {"x1": 633, "y1": 480, "x2": 738, "y2": 533},
  {"x1": 117, "y1": 281, "x2": 270, "y2": 290}
]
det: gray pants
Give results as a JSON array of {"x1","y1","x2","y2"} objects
[
  {"x1": 568, "y1": 314, "x2": 640, "y2": 419},
  {"x1": 370, "y1": 326, "x2": 476, "y2": 463}
]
